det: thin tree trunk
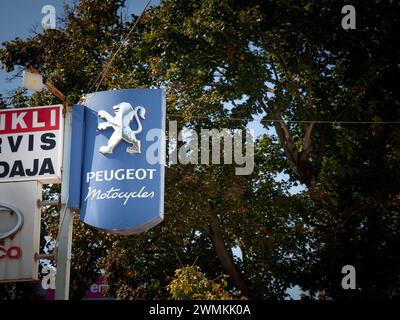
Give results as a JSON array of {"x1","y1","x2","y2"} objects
[
  {"x1": 272, "y1": 113, "x2": 317, "y2": 192},
  {"x1": 206, "y1": 210, "x2": 252, "y2": 298}
]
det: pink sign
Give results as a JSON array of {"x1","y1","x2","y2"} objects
[{"x1": 41, "y1": 275, "x2": 110, "y2": 300}]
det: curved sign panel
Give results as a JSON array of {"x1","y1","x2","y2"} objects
[{"x1": 70, "y1": 89, "x2": 165, "y2": 235}]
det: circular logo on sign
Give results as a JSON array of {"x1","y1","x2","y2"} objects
[{"x1": 0, "y1": 202, "x2": 24, "y2": 240}]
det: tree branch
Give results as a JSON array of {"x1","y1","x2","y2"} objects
[{"x1": 205, "y1": 207, "x2": 252, "y2": 298}]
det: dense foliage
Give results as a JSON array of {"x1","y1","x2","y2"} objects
[{"x1": 0, "y1": 0, "x2": 399, "y2": 299}]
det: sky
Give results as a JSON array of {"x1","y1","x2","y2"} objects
[
  {"x1": 0, "y1": 0, "x2": 156, "y2": 98},
  {"x1": 0, "y1": 0, "x2": 302, "y2": 299}
]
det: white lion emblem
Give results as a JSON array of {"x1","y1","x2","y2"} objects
[{"x1": 97, "y1": 102, "x2": 146, "y2": 154}]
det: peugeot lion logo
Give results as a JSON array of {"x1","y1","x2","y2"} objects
[
  {"x1": 97, "y1": 102, "x2": 146, "y2": 155},
  {"x1": 0, "y1": 202, "x2": 24, "y2": 240}
]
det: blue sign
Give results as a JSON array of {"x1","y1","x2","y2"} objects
[{"x1": 69, "y1": 89, "x2": 165, "y2": 235}]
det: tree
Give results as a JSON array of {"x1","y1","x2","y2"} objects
[
  {"x1": 2, "y1": 0, "x2": 309, "y2": 300},
  {"x1": 167, "y1": 265, "x2": 242, "y2": 300},
  {"x1": 125, "y1": 0, "x2": 400, "y2": 299},
  {"x1": 1, "y1": 0, "x2": 399, "y2": 299}
]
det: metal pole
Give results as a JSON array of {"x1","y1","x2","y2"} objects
[{"x1": 55, "y1": 107, "x2": 73, "y2": 300}]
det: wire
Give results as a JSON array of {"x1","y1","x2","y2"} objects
[
  {"x1": 166, "y1": 113, "x2": 400, "y2": 124},
  {"x1": 86, "y1": 0, "x2": 152, "y2": 94}
]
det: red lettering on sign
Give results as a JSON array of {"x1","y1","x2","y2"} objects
[
  {"x1": 0, "y1": 246, "x2": 22, "y2": 259},
  {"x1": 0, "y1": 106, "x2": 61, "y2": 134}
]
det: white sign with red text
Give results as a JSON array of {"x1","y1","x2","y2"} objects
[
  {"x1": 0, "y1": 105, "x2": 64, "y2": 183},
  {"x1": 0, "y1": 181, "x2": 42, "y2": 282}
]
